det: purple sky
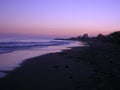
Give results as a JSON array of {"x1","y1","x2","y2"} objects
[{"x1": 0, "y1": 0, "x2": 120, "y2": 37}]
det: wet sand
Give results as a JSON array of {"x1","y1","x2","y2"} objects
[{"x1": 1, "y1": 41, "x2": 120, "y2": 90}]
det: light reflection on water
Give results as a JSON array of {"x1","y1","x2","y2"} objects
[{"x1": 0, "y1": 41, "x2": 84, "y2": 78}]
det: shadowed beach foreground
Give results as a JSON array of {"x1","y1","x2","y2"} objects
[{"x1": 1, "y1": 41, "x2": 120, "y2": 90}]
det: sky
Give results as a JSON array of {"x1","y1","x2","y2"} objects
[{"x1": 0, "y1": 0, "x2": 120, "y2": 37}]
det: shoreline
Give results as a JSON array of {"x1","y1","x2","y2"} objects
[
  {"x1": 0, "y1": 41, "x2": 81, "y2": 78},
  {"x1": 1, "y1": 41, "x2": 120, "y2": 90}
]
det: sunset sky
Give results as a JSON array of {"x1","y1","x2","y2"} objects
[{"x1": 0, "y1": 0, "x2": 120, "y2": 37}]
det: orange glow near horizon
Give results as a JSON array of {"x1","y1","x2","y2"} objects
[{"x1": 0, "y1": 24, "x2": 118, "y2": 37}]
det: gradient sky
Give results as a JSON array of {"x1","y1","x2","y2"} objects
[{"x1": 0, "y1": 0, "x2": 120, "y2": 37}]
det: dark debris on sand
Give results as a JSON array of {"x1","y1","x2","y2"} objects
[{"x1": 61, "y1": 41, "x2": 120, "y2": 90}]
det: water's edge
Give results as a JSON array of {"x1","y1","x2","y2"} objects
[{"x1": 0, "y1": 40, "x2": 84, "y2": 78}]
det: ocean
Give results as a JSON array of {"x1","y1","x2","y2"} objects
[{"x1": 0, "y1": 38, "x2": 84, "y2": 78}]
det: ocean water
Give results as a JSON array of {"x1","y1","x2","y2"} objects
[
  {"x1": 0, "y1": 38, "x2": 85, "y2": 78},
  {"x1": 0, "y1": 39, "x2": 71, "y2": 54}
]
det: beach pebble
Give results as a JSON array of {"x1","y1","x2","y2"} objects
[
  {"x1": 58, "y1": 52, "x2": 66, "y2": 55},
  {"x1": 52, "y1": 65, "x2": 60, "y2": 68},
  {"x1": 64, "y1": 65, "x2": 68, "y2": 68},
  {"x1": 69, "y1": 76, "x2": 73, "y2": 79}
]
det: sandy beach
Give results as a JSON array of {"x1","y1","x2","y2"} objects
[
  {"x1": 1, "y1": 0, "x2": 120, "y2": 89},
  {"x1": 1, "y1": 41, "x2": 120, "y2": 90}
]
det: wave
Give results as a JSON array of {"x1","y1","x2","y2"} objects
[{"x1": 0, "y1": 40, "x2": 71, "y2": 54}]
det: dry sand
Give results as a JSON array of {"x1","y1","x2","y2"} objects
[{"x1": 0, "y1": 41, "x2": 120, "y2": 90}]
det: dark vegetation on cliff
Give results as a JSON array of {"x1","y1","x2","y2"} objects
[{"x1": 56, "y1": 31, "x2": 120, "y2": 45}]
